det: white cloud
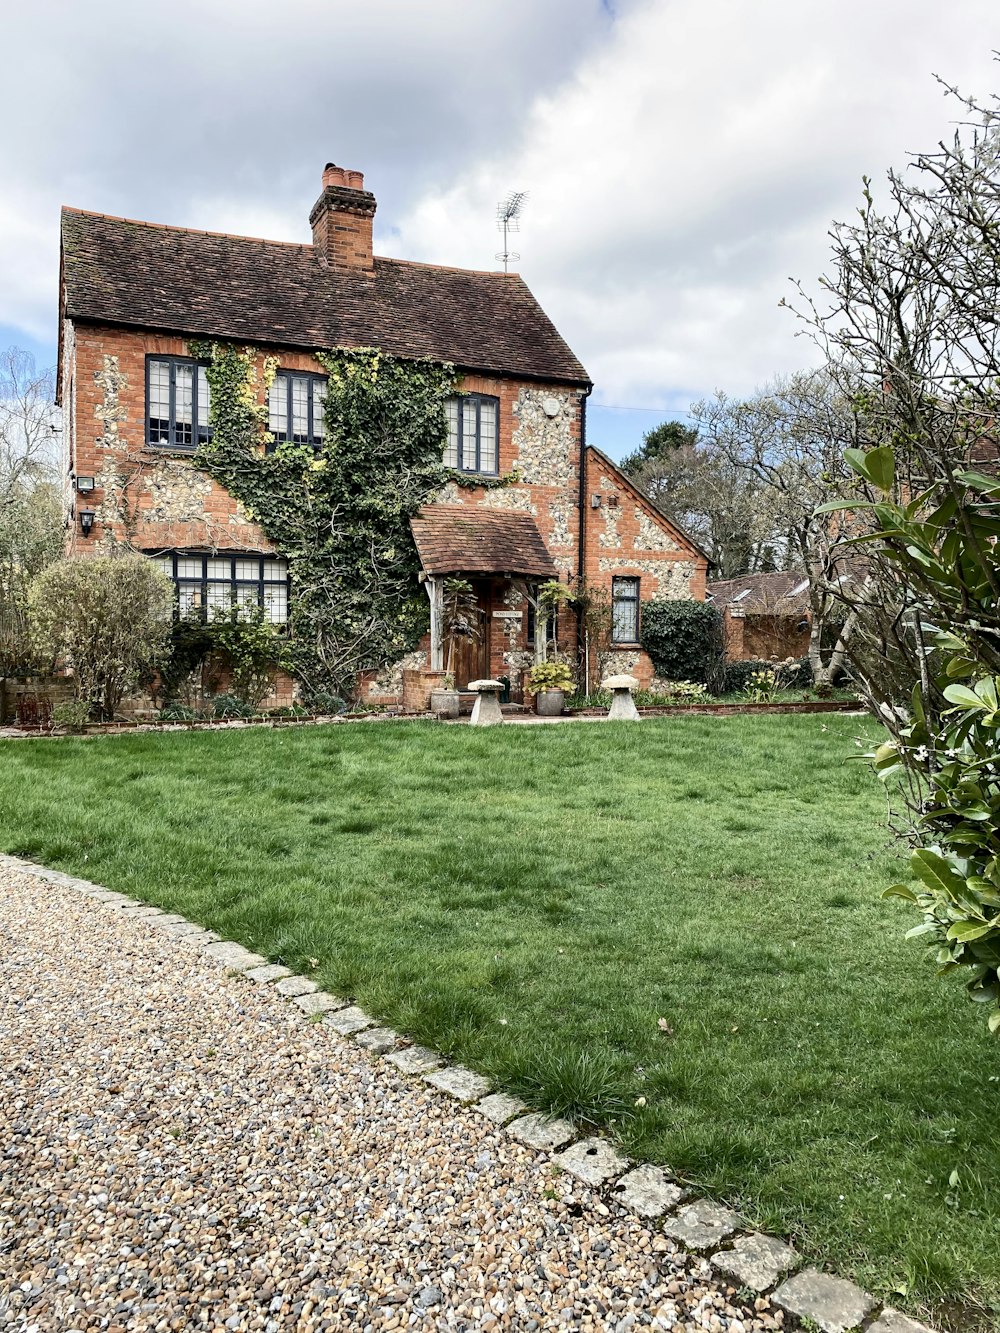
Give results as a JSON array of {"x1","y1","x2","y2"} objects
[
  {"x1": 387, "y1": 0, "x2": 1000, "y2": 404},
  {"x1": 0, "y1": 0, "x2": 618, "y2": 345},
  {"x1": 2, "y1": 0, "x2": 999, "y2": 417}
]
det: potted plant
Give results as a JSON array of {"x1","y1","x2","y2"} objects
[
  {"x1": 430, "y1": 578, "x2": 482, "y2": 718},
  {"x1": 429, "y1": 671, "x2": 460, "y2": 718},
  {"x1": 528, "y1": 660, "x2": 573, "y2": 716}
]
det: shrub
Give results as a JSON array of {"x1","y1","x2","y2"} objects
[
  {"x1": 742, "y1": 668, "x2": 780, "y2": 703},
  {"x1": 838, "y1": 449, "x2": 1000, "y2": 1033},
  {"x1": 649, "y1": 679, "x2": 709, "y2": 703},
  {"x1": 152, "y1": 612, "x2": 217, "y2": 708},
  {"x1": 209, "y1": 607, "x2": 293, "y2": 708},
  {"x1": 29, "y1": 556, "x2": 173, "y2": 721},
  {"x1": 723, "y1": 657, "x2": 810, "y2": 694},
  {"x1": 528, "y1": 661, "x2": 574, "y2": 692},
  {"x1": 211, "y1": 693, "x2": 256, "y2": 720},
  {"x1": 301, "y1": 689, "x2": 345, "y2": 716},
  {"x1": 640, "y1": 600, "x2": 724, "y2": 688},
  {"x1": 51, "y1": 698, "x2": 92, "y2": 732},
  {"x1": 159, "y1": 702, "x2": 203, "y2": 722}
]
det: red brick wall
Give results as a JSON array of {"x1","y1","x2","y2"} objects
[
  {"x1": 580, "y1": 449, "x2": 708, "y2": 689},
  {"x1": 66, "y1": 327, "x2": 587, "y2": 568}
]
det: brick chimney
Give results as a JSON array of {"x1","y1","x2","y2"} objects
[{"x1": 309, "y1": 163, "x2": 377, "y2": 271}]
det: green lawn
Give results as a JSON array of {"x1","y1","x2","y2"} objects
[{"x1": 1, "y1": 715, "x2": 998, "y2": 1330}]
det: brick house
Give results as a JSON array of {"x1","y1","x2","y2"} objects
[
  {"x1": 56, "y1": 163, "x2": 707, "y2": 708},
  {"x1": 708, "y1": 570, "x2": 812, "y2": 663}
]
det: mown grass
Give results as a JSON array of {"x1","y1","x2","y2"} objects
[{"x1": 1, "y1": 715, "x2": 998, "y2": 1330}]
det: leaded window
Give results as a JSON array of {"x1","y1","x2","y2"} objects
[
  {"x1": 444, "y1": 394, "x2": 499, "y2": 474},
  {"x1": 151, "y1": 552, "x2": 290, "y2": 625},
  {"x1": 146, "y1": 357, "x2": 211, "y2": 450},
  {"x1": 611, "y1": 576, "x2": 640, "y2": 643},
  {"x1": 268, "y1": 371, "x2": 327, "y2": 447}
]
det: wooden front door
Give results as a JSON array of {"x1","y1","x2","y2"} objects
[{"x1": 452, "y1": 579, "x2": 491, "y2": 688}]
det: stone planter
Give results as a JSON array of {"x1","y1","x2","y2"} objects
[
  {"x1": 534, "y1": 688, "x2": 565, "y2": 717},
  {"x1": 430, "y1": 689, "x2": 461, "y2": 718}
]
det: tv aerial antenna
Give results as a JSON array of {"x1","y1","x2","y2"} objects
[{"x1": 496, "y1": 190, "x2": 527, "y2": 273}]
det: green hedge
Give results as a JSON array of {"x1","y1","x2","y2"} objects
[
  {"x1": 722, "y1": 656, "x2": 810, "y2": 693},
  {"x1": 639, "y1": 600, "x2": 725, "y2": 688}
]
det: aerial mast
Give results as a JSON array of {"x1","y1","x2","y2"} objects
[{"x1": 495, "y1": 191, "x2": 527, "y2": 273}]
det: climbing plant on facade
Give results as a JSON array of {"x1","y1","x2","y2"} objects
[{"x1": 191, "y1": 341, "x2": 457, "y2": 695}]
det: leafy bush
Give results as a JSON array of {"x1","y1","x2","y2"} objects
[
  {"x1": 209, "y1": 607, "x2": 293, "y2": 708},
  {"x1": 836, "y1": 449, "x2": 1000, "y2": 1033},
  {"x1": 741, "y1": 668, "x2": 781, "y2": 703},
  {"x1": 51, "y1": 698, "x2": 92, "y2": 732},
  {"x1": 640, "y1": 600, "x2": 724, "y2": 688},
  {"x1": 152, "y1": 612, "x2": 217, "y2": 707},
  {"x1": 29, "y1": 556, "x2": 173, "y2": 721},
  {"x1": 158, "y1": 703, "x2": 203, "y2": 722},
  {"x1": 564, "y1": 691, "x2": 612, "y2": 709},
  {"x1": 650, "y1": 679, "x2": 709, "y2": 702},
  {"x1": 723, "y1": 656, "x2": 809, "y2": 694},
  {"x1": 211, "y1": 693, "x2": 257, "y2": 720},
  {"x1": 301, "y1": 689, "x2": 345, "y2": 716},
  {"x1": 528, "y1": 661, "x2": 574, "y2": 692}
]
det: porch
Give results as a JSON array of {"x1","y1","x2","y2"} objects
[{"x1": 409, "y1": 505, "x2": 561, "y2": 705}]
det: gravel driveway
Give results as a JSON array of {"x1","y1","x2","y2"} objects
[{"x1": 0, "y1": 863, "x2": 776, "y2": 1333}]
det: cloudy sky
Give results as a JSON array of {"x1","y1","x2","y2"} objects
[{"x1": 1, "y1": 0, "x2": 998, "y2": 458}]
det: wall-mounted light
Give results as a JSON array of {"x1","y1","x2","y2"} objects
[
  {"x1": 75, "y1": 475, "x2": 95, "y2": 494},
  {"x1": 590, "y1": 494, "x2": 602, "y2": 509},
  {"x1": 79, "y1": 508, "x2": 96, "y2": 538}
]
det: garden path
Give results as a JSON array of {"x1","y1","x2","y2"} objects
[{"x1": 0, "y1": 862, "x2": 773, "y2": 1333}]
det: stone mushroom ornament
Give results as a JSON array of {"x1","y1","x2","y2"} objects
[
  {"x1": 467, "y1": 679, "x2": 505, "y2": 727},
  {"x1": 601, "y1": 674, "x2": 641, "y2": 722}
]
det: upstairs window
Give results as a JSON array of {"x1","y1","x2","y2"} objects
[
  {"x1": 444, "y1": 394, "x2": 499, "y2": 475},
  {"x1": 152, "y1": 552, "x2": 290, "y2": 625},
  {"x1": 268, "y1": 371, "x2": 327, "y2": 447},
  {"x1": 611, "y1": 576, "x2": 640, "y2": 644},
  {"x1": 147, "y1": 357, "x2": 211, "y2": 450}
]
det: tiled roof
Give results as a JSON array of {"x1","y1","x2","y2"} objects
[
  {"x1": 707, "y1": 570, "x2": 811, "y2": 613},
  {"x1": 60, "y1": 208, "x2": 590, "y2": 386},
  {"x1": 410, "y1": 505, "x2": 557, "y2": 577}
]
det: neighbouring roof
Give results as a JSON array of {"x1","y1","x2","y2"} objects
[
  {"x1": 59, "y1": 208, "x2": 591, "y2": 386},
  {"x1": 707, "y1": 570, "x2": 811, "y2": 614},
  {"x1": 410, "y1": 506, "x2": 557, "y2": 578}
]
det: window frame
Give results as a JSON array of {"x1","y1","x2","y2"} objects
[
  {"x1": 145, "y1": 355, "x2": 212, "y2": 452},
  {"x1": 444, "y1": 393, "x2": 500, "y2": 476},
  {"x1": 151, "y1": 551, "x2": 291, "y2": 626},
  {"x1": 267, "y1": 369, "x2": 328, "y2": 449},
  {"x1": 611, "y1": 575, "x2": 641, "y2": 645}
]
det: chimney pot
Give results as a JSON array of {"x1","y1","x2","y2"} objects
[{"x1": 322, "y1": 162, "x2": 365, "y2": 191}]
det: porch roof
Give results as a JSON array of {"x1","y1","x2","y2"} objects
[{"x1": 410, "y1": 505, "x2": 557, "y2": 578}]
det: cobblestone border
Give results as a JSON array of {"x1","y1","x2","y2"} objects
[{"x1": 2, "y1": 852, "x2": 938, "y2": 1333}]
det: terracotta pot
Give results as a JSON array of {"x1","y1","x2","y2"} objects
[{"x1": 534, "y1": 688, "x2": 565, "y2": 717}]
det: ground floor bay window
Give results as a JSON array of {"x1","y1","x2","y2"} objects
[{"x1": 150, "y1": 552, "x2": 290, "y2": 624}]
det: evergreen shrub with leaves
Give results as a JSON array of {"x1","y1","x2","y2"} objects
[
  {"x1": 827, "y1": 449, "x2": 1000, "y2": 1032},
  {"x1": 722, "y1": 656, "x2": 810, "y2": 694},
  {"x1": 639, "y1": 599, "x2": 724, "y2": 688}
]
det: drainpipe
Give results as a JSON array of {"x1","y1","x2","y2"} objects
[{"x1": 576, "y1": 385, "x2": 593, "y2": 677}]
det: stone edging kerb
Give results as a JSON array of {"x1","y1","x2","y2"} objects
[{"x1": 0, "y1": 853, "x2": 937, "y2": 1333}]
